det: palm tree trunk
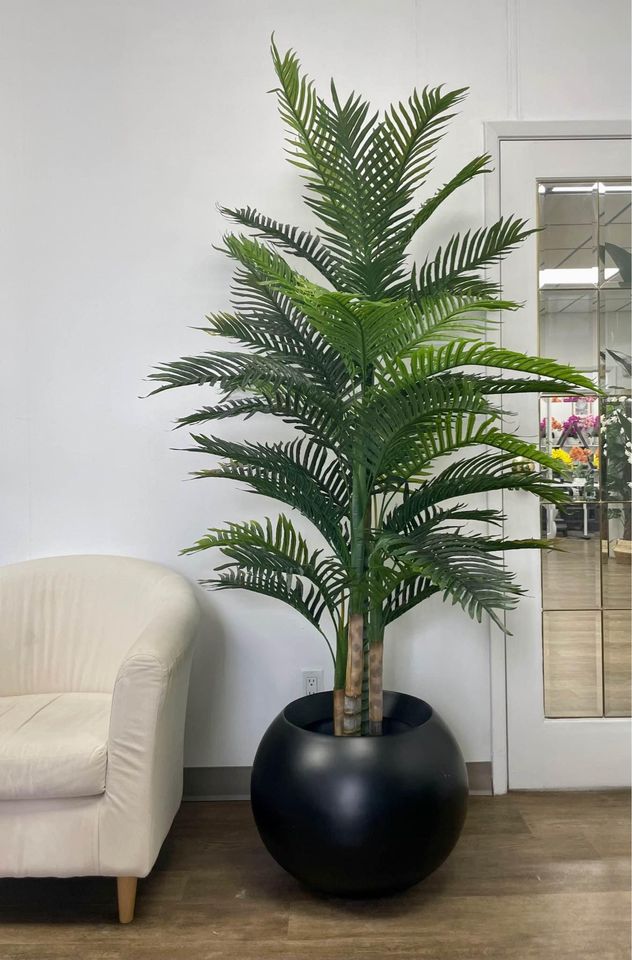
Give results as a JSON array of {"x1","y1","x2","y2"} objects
[
  {"x1": 343, "y1": 454, "x2": 368, "y2": 736},
  {"x1": 343, "y1": 613, "x2": 363, "y2": 734},
  {"x1": 333, "y1": 688, "x2": 345, "y2": 735},
  {"x1": 368, "y1": 641, "x2": 384, "y2": 735},
  {"x1": 333, "y1": 620, "x2": 347, "y2": 735},
  {"x1": 361, "y1": 641, "x2": 370, "y2": 735}
]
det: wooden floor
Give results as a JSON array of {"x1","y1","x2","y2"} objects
[{"x1": 0, "y1": 793, "x2": 630, "y2": 959}]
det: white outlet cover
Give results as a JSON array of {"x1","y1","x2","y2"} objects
[{"x1": 302, "y1": 669, "x2": 324, "y2": 695}]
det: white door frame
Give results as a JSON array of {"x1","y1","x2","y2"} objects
[{"x1": 483, "y1": 120, "x2": 632, "y2": 794}]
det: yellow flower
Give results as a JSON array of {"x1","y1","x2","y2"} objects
[
  {"x1": 593, "y1": 451, "x2": 600, "y2": 468},
  {"x1": 551, "y1": 448, "x2": 573, "y2": 467}
]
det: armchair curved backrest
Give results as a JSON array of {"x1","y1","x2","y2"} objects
[{"x1": 0, "y1": 555, "x2": 196, "y2": 695}]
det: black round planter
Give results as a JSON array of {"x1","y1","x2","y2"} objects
[{"x1": 250, "y1": 690, "x2": 468, "y2": 896}]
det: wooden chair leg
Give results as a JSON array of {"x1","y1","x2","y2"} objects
[{"x1": 117, "y1": 876, "x2": 138, "y2": 924}]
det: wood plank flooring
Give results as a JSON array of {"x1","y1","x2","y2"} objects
[{"x1": 0, "y1": 792, "x2": 630, "y2": 959}]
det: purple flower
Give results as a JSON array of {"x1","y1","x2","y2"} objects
[{"x1": 563, "y1": 415, "x2": 580, "y2": 436}]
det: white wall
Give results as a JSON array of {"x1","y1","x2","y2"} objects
[{"x1": 2, "y1": 0, "x2": 629, "y2": 766}]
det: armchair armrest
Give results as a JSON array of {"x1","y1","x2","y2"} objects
[{"x1": 98, "y1": 578, "x2": 199, "y2": 877}]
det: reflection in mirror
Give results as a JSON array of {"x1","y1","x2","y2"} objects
[
  {"x1": 541, "y1": 533, "x2": 600, "y2": 611},
  {"x1": 538, "y1": 179, "x2": 631, "y2": 719},
  {"x1": 601, "y1": 292, "x2": 631, "y2": 396},
  {"x1": 601, "y1": 398, "x2": 632, "y2": 511},
  {"x1": 604, "y1": 609, "x2": 632, "y2": 716},
  {"x1": 540, "y1": 290, "x2": 597, "y2": 370},
  {"x1": 600, "y1": 183, "x2": 631, "y2": 292},
  {"x1": 538, "y1": 183, "x2": 598, "y2": 286},
  {"x1": 602, "y1": 502, "x2": 632, "y2": 606},
  {"x1": 543, "y1": 611, "x2": 602, "y2": 718},
  {"x1": 540, "y1": 395, "x2": 600, "y2": 505}
]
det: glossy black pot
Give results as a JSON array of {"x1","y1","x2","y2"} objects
[{"x1": 250, "y1": 690, "x2": 467, "y2": 896}]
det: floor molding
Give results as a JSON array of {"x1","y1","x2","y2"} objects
[{"x1": 183, "y1": 761, "x2": 493, "y2": 800}]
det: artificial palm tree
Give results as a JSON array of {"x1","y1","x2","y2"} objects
[{"x1": 151, "y1": 41, "x2": 593, "y2": 736}]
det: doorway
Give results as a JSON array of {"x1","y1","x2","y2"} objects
[{"x1": 486, "y1": 125, "x2": 631, "y2": 790}]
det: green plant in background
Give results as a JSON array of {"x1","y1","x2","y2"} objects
[
  {"x1": 151, "y1": 41, "x2": 593, "y2": 736},
  {"x1": 602, "y1": 399, "x2": 632, "y2": 541}
]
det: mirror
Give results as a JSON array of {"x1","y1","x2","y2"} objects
[{"x1": 538, "y1": 180, "x2": 631, "y2": 719}]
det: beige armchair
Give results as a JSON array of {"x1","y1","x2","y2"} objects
[{"x1": 0, "y1": 555, "x2": 199, "y2": 922}]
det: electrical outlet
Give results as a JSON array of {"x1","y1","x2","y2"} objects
[{"x1": 302, "y1": 669, "x2": 324, "y2": 696}]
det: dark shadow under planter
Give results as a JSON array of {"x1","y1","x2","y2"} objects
[{"x1": 251, "y1": 690, "x2": 468, "y2": 896}]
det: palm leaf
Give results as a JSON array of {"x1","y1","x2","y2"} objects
[
  {"x1": 373, "y1": 530, "x2": 527, "y2": 629},
  {"x1": 376, "y1": 415, "x2": 567, "y2": 489},
  {"x1": 357, "y1": 375, "x2": 500, "y2": 483},
  {"x1": 175, "y1": 383, "x2": 347, "y2": 454},
  {"x1": 403, "y1": 291, "x2": 519, "y2": 345},
  {"x1": 176, "y1": 396, "x2": 284, "y2": 428},
  {"x1": 386, "y1": 340, "x2": 597, "y2": 392},
  {"x1": 401, "y1": 154, "x2": 492, "y2": 243},
  {"x1": 205, "y1": 567, "x2": 332, "y2": 643},
  {"x1": 189, "y1": 434, "x2": 350, "y2": 557},
  {"x1": 382, "y1": 574, "x2": 440, "y2": 625},
  {"x1": 384, "y1": 453, "x2": 569, "y2": 532},
  {"x1": 385, "y1": 502, "x2": 506, "y2": 539},
  {"x1": 415, "y1": 216, "x2": 535, "y2": 297},
  {"x1": 276, "y1": 285, "x2": 415, "y2": 379},
  {"x1": 148, "y1": 350, "x2": 326, "y2": 396},
  {"x1": 228, "y1": 265, "x2": 348, "y2": 392},
  {"x1": 184, "y1": 515, "x2": 346, "y2": 623},
  {"x1": 220, "y1": 205, "x2": 343, "y2": 287},
  {"x1": 271, "y1": 40, "x2": 474, "y2": 298}
]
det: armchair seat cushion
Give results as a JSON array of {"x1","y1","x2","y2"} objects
[{"x1": 0, "y1": 692, "x2": 111, "y2": 800}]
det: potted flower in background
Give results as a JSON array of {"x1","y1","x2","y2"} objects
[
  {"x1": 602, "y1": 399, "x2": 632, "y2": 563},
  {"x1": 151, "y1": 41, "x2": 592, "y2": 896}
]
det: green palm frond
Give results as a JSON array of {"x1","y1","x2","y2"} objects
[
  {"x1": 189, "y1": 434, "x2": 350, "y2": 556},
  {"x1": 219, "y1": 233, "x2": 353, "y2": 393},
  {"x1": 376, "y1": 415, "x2": 567, "y2": 490},
  {"x1": 271, "y1": 40, "x2": 471, "y2": 298},
  {"x1": 185, "y1": 515, "x2": 346, "y2": 625},
  {"x1": 270, "y1": 44, "x2": 367, "y2": 275},
  {"x1": 220, "y1": 206, "x2": 343, "y2": 287},
  {"x1": 175, "y1": 383, "x2": 346, "y2": 453},
  {"x1": 148, "y1": 350, "x2": 324, "y2": 396},
  {"x1": 228, "y1": 267, "x2": 349, "y2": 392},
  {"x1": 384, "y1": 502, "x2": 506, "y2": 539},
  {"x1": 384, "y1": 340, "x2": 598, "y2": 391},
  {"x1": 222, "y1": 232, "x2": 300, "y2": 289},
  {"x1": 357, "y1": 376, "x2": 500, "y2": 484},
  {"x1": 206, "y1": 567, "x2": 334, "y2": 648},
  {"x1": 403, "y1": 291, "x2": 519, "y2": 344},
  {"x1": 414, "y1": 217, "x2": 535, "y2": 298},
  {"x1": 401, "y1": 154, "x2": 493, "y2": 244},
  {"x1": 276, "y1": 286, "x2": 415, "y2": 379},
  {"x1": 154, "y1": 42, "x2": 595, "y2": 726},
  {"x1": 467, "y1": 375, "x2": 596, "y2": 396},
  {"x1": 382, "y1": 575, "x2": 440, "y2": 625},
  {"x1": 372, "y1": 530, "x2": 527, "y2": 629},
  {"x1": 462, "y1": 534, "x2": 550, "y2": 553},
  {"x1": 337, "y1": 83, "x2": 470, "y2": 296},
  {"x1": 201, "y1": 311, "x2": 345, "y2": 391},
  {"x1": 384, "y1": 453, "x2": 569, "y2": 533},
  {"x1": 176, "y1": 396, "x2": 283, "y2": 428},
  {"x1": 191, "y1": 435, "x2": 349, "y2": 507}
]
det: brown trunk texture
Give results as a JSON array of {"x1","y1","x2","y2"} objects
[
  {"x1": 368, "y1": 642, "x2": 383, "y2": 735},
  {"x1": 333, "y1": 688, "x2": 345, "y2": 736},
  {"x1": 343, "y1": 613, "x2": 363, "y2": 735}
]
